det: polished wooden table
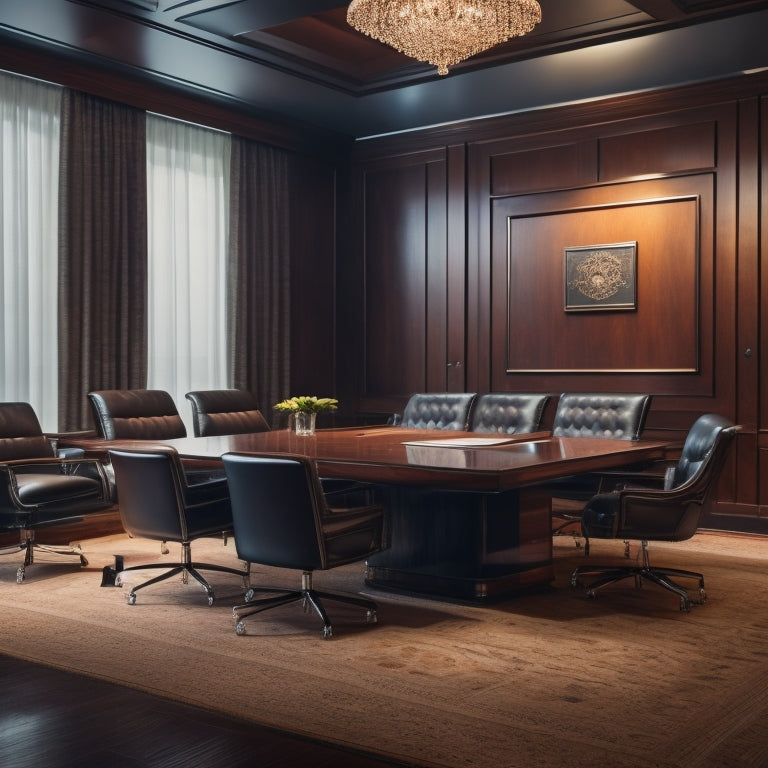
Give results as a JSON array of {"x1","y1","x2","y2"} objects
[{"x1": 63, "y1": 427, "x2": 668, "y2": 601}]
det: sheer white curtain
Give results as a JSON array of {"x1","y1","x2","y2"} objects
[
  {"x1": 0, "y1": 71, "x2": 61, "y2": 430},
  {"x1": 146, "y1": 114, "x2": 231, "y2": 432}
]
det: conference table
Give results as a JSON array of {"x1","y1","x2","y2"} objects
[{"x1": 63, "y1": 427, "x2": 668, "y2": 601}]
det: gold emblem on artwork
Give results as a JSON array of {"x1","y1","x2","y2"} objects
[{"x1": 568, "y1": 250, "x2": 628, "y2": 301}]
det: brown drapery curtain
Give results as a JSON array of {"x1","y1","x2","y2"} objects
[
  {"x1": 58, "y1": 89, "x2": 148, "y2": 431},
  {"x1": 228, "y1": 138, "x2": 291, "y2": 426}
]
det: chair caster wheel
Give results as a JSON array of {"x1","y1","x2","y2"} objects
[
  {"x1": 322, "y1": 625, "x2": 333, "y2": 639},
  {"x1": 679, "y1": 598, "x2": 692, "y2": 612},
  {"x1": 206, "y1": 594, "x2": 215, "y2": 607},
  {"x1": 698, "y1": 588, "x2": 707, "y2": 603},
  {"x1": 366, "y1": 610, "x2": 377, "y2": 624},
  {"x1": 586, "y1": 589, "x2": 597, "y2": 600},
  {"x1": 80, "y1": 555, "x2": 89, "y2": 567},
  {"x1": 16, "y1": 567, "x2": 25, "y2": 583},
  {"x1": 127, "y1": 592, "x2": 137, "y2": 605},
  {"x1": 570, "y1": 575, "x2": 581, "y2": 589},
  {"x1": 244, "y1": 588, "x2": 254, "y2": 603},
  {"x1": 235, "y1": 621, "x2": 246, "y2": 635}
]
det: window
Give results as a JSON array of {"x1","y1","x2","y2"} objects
[
  {"x1": 0, "y1": 71, "x2": 61, "y2": 430},
  {"x1": 1, "y1": 78, "x2": 233, "y2": 433},
  {"x1": 146, "y1": 114, "x2": 231, "y2": 432}
]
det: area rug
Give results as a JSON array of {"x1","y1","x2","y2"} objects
[{"x1": 1, "y1": 531, "x2": 768, "y2": 768}]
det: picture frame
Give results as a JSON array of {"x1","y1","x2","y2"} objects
[{"x1": 564, "y1": 241, "x2": 637, "y2": 312}]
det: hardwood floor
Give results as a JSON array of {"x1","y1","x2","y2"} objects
[{"x1": 0, "y1": 653, "x2": 417, "y2": 768}]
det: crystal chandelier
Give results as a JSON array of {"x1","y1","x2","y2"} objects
[{"x1": 346, "y1": 0, "x2": 542, "y2": 76}]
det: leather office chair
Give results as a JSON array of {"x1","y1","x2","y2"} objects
[
  {"x1": 551, "y1": 392, "x2": 652, "y2": 439},
  {"x1": 571, "y1": 414, "x2": 738, "y2": 611},
  {"x1": 0, "y1": 402, "x2": 112, "y2": 582},
  {"x1": 551, "y1": 392, "x2": 653, "y2": 552},
  {"x1": 107, "y1": 447, "x2": 250, "y2": 605},
  {"x1": 185, "y1": 389, "x2": 270, "y2": 437},
  {"x1": 399, "y1": 393, "x2": 477, "y2": 431},
  {"x1": 222, "y1": 452, "x2": 387, "y2": 639},
  {"x1": 469, "y1": 393, "x2": 549, "y2": 434},
  {"x1": 88, "y1": 389, "x2": 187, "y2": 440},
  {"x1": 185, "y1": 388, "x2": 364, "y2": 503},
  {"x1": 88, "y1": 388, "x2": 222, "y2": 491}
]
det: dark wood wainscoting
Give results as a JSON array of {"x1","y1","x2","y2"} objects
[{"x1": 342, "y1": 79, "x2": 768, "y2": 530}]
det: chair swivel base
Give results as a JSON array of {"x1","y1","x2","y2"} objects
[
  {"x1": 233, "y1": 571, "x2": 378, "y2": 639},
  {"x1": 112, "y1": 545, "x2": 250, "y2": 606},
  {"x1": 1, "y1": 534, "x2": 88, "y2": 583},
  {"x1": 571, "y1": 544, "x2": 706, "y2": 612}
]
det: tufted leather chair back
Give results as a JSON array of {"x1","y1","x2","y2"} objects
[
  {"x1": 185, "y1": 389, "x2": 269, "y2": 437},
  {"x1": 400, "y1": 393, "x2": 477, "y2": 431},
  {"x1": 88, "y1": 389, "x2": 187, "y2": 440},
  {"x1": 595, "y1": 414, "x2": 738, "y2": 543},
  {"x1": 470, "y1": 393, "x2": 549, "y2": 435},
  {"x1": 0, "y1": 402, "x2": 55, "y2": 460},
  {"x1": 671, "y1": 413, "x2": 736, "y2": 490},
  {"x1": 552, "y1": 393, "x2": 652, "y2": 440}
]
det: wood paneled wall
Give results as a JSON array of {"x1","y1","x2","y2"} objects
[
  {"x1": 2, "y1": 42, "x2": 767, "y2": 531},
  {"x1": 341, "y1": 74, "x2": 768, "y2": 532}
]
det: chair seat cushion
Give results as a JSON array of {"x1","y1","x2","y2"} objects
[
  {"x1": 15, "y1": 472, "x2": 104, "y2": 507},
  {"x1": 0, "y1": 472, "x2": 110, "y2": 528}
]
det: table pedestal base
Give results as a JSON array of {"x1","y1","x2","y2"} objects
[{"x1": 365, "y1": 485, "x2": 554, "y2": 601}]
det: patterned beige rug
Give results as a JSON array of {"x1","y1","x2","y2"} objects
[{"x1": 1, "y1": 530, "x2": 767, "y2": 768}]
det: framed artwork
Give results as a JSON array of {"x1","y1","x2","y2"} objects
[{"x1": 564, "y1": 241, "x2": 637, "y2": 312}]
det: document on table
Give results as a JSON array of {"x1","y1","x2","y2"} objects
[{"x1": 402, "y1": 437, "x2": 519, "y2": 448}]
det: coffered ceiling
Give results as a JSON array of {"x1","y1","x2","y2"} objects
[{"x1": 1, "y1": 0, "x2": 767, "y2": 139}]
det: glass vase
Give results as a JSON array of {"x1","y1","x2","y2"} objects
[{"x1": 293, "y1": 411, "x2": 317, "y2": 436}]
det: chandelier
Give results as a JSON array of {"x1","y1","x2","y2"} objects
[{"x1": 346, "y1": 0, "x2": 542, "y2": 76}]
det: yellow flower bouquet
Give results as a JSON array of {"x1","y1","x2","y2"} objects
[
  {"x1": 274, "y1": 396, "x2": 338, "y2": 435},
  {"x1": 273, "y1": 396, "x2": 339, "y2": 413}
]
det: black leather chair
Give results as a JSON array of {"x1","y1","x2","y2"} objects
[
  {"x1": 571, "y1": 414, "x2": 738, "y2": 611},
  {"x1": 185, "y1": 389, "x2": 364, "y2": 503},
  {"x1": 399, "y1": 393, "x2": 477, "y2": 431},
  {"x1": 107, "y1": 447, "x2": 250, "y2": 605},
  {"x1": 88, "y1": 389, "x2": 187, "y2": 440},
  {"x1": 185, "y1": 389, "x2": 270, "y2": 437},
  {"x1": 88, "y1": 388, "x2": 222, "y2": 490},
  {"x1": 222, "y1": 452, "x2": 387, "y2": 639},
  {"x1": 550, "y1": 392, "x2": 653, "y2": 552},
  {"x1": 0, "y1": 402, "x2": 112, "y2": 582},
  {"x1": 551, "y1": 392, "x2": 652, "y2": 439},
  {"x1": 469, "y1": 393, "x2": 549, "y2": 434}
]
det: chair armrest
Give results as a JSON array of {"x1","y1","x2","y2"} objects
[
  {"x1": 0, "y1": 456, "x2": 98, "y2": 468},
  {"x1": 0, "y1": 456, "x2": 113, "y2": 503},
  {"x1": 57, "y1": 447, "x2": 86, "y2": 460},
  {"x1": 592, "y1": 460, "x2": 674, "y2": 492}
]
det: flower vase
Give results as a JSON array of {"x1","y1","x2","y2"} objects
[{"x1": 293, "y1": 411, "x2": 317, "y2": 436}]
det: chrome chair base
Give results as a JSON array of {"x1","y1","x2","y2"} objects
[
  {"x1": 233, "y1": 571, "x2": 378, "y2": 639},
  {"x1": 1, "y1": 532, "x2": 87, "y2": 583},
  {"x1": 112, "y1": 542, "x2": 250, "y2": 606},
  {"x1": 571, "y1": 541, "x2": 706, "y2": 612}
]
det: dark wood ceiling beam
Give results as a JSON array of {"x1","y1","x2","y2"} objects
[
  {"x1": 625, "y1": 1, "x2": 689, "y2": 20},
  {"x1": 626, "y1": 0, "x2": 767, "y2": 20},
  {"x1": 176, "y1": 0, "x2": 344, "y2": 34}
]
